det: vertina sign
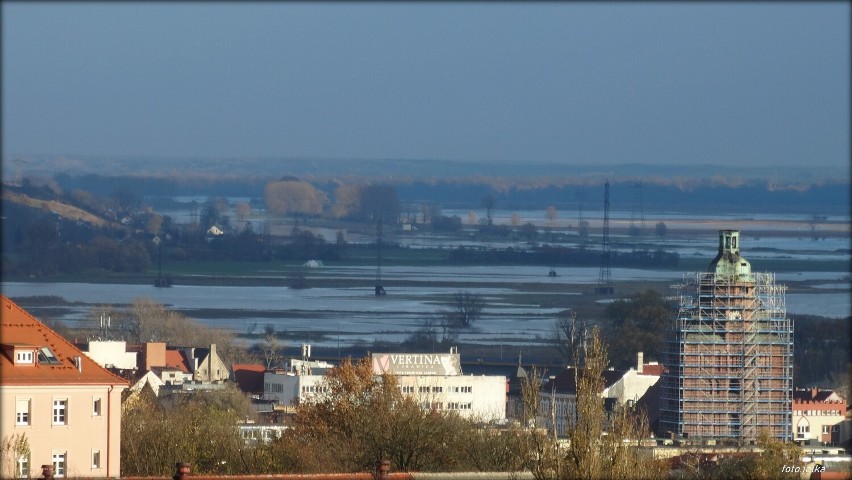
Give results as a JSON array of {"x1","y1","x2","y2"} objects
[{"x1": 371, "y1": 353, "x2": 461, "y2": 376}]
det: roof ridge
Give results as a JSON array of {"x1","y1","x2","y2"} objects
[{"x1": 1, "y1": 295, "x2": 129, "y2": 386}]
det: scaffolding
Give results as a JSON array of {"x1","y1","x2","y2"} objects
[{"x1": 660, "y1": 270, "x2": 793, "y2": 444}]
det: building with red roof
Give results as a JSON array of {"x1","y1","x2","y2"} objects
[{"x1": 0, "y1": 295, "x2": 128, "y2": 478}]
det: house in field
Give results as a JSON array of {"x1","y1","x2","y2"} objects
[{"x1": 0, "y1": 295, "x2": 128, "y2": 478}]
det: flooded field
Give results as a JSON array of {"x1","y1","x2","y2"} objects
[{"x1": 3, "y1": 208, "x2": 849, "y2": 349}]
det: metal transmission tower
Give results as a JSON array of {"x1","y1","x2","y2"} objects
[
  {"x1": 576, "y1": 183, "x2": 590, "y2": 244},
  {"x1": 595, "y1": 181, "x2": 614, "y2": 295},
  {"x1": 375, "y1": 217, "x2": 386, "y2": 296},
  {"x1": 576, "y1": 184, "x2": 584, "y2": 226},
  {"x1": 629, "y1": 181, "x2": 646, "y2": 234}
]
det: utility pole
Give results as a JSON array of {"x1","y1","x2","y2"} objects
[
  {"x1": 550, "y1": 375, "x2": 558, "y2": 441},
  {"x1": 375, "y1": 217, "x2": 386, "y2": 296},
  {"x1": 153, "y1": 235, "x2": 164, "y2": 287}
]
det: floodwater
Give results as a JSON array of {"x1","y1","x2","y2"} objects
[
  {"x1": 3, "y1": 207, "x2": 849, "y2": 348},
  {"x1": 3, "y1": 265, "x2": 849, "y2": 349}
]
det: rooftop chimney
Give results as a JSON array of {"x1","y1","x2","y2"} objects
[
  {"x1": 811, "y1": 386, "x2": 818, "y2": 399},
  {"x1": 637, "y1": 352, "x2": 644, "y2": 374}
]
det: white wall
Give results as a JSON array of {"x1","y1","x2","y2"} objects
[
  {"x1": 606, "y1": 369, "x2": 660, "y2": 406},
  {"x1": 262, "y1": 372, "x2": 507, "y2": 421},
  {"x1": 83, "y1": 341, "x2": 137, "y2": 370}
]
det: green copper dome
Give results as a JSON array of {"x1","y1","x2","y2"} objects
[{"x1": 708, "y1": 230, "x2": 753, "y2": 281}]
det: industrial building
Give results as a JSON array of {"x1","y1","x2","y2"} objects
[{"x1": 660, "y1": 230, "x2": 793, "y2": 444}]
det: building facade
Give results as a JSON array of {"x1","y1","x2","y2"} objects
[
  {"x1": 793, "y1": 387, "x2": 847, "y2": 445},
  {"x1": 539, "y1": 355, "x2": 662, "y2": 437},
  {"x1": 264, "y1": 350, "x2": 507, "y2": 421},
  {"x1": 660, "y1": 230, "x2": 793, "y2": 443},
  {"x1": 0, "y1": 296, "x2": 128, "y2": 478}
]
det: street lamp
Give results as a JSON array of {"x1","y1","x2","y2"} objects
[
  {"x1": 153, "y1": 235, "x2": 169, "y2": 287},
  {"x1": 550, "y1": 375, "x2": 557, "y2": 440}
]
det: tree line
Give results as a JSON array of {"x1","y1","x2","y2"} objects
[
  {"x1": 120, "y1": 327, "x2": 805, "y2": 478},
  {"x1": 448, "y1": 245, "x2": 680, "y2": 268}
]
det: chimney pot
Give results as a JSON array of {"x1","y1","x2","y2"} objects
[{"x1": 173, "y1": 462, "x2": 191, "y2": 480}]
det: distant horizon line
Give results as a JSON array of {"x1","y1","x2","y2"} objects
[{"x1": 3, "y1": 152, "x2": 847, "y2": 171}]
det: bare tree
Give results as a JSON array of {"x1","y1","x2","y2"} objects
[
  {"x1": 482, "y1": 193, "x2": 495, "y2": 226},
  {"x1": 521, "y1": 366, "x2": 545, "y2": 428},
  {"x1": 546, "y1": 206, "x2": 558, "y2": 225},
  {"x1": 257, "y1": 333, "x2": 284, "y2": 369},
  {"x1": 421, "y1": 203, "x2": 441, "y2": 224},
  {"x1": 446, "y1": 291, "x2": 484, "y2": 328},
  {"x1": 234, "y1": 201, "x2": 252, "y2": 221},
  {"x1": 553, "y1": 311, "x2": 588, "y2": 367}
]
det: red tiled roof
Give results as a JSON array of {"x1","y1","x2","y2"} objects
[
  {"x1": 233, "y1": 363, "x2": 266, "y2": 394},
  {"x1": 0, "y1": 295, "x2": 128, "y2": 386},
  {"x1": 640, "y1": 363, "x2": 665, "y2": 376},
  {"x1": 165, "y1": 350, "x2": 190, "y2": 373}
]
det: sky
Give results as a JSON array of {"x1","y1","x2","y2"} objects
[{"x1": 2, "y1": 2, "x2": 849, "y2": 168}]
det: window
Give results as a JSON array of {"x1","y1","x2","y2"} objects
[
  {"x1": 93, "y1": 398, "x2": 102, "y2": 416},
  {"x1": 419, "y1": 386, "x2": 429, "y2": 393},
  {"x1": 822, "y1": 425, "x2": 830, "y2": 434},
  {"x1": 16, "y1": 399, "x2": 30, "y2": 426},
  {"x1": 92, "y1": 450, "x2": 101, "y2": 469},
  {"x1": 797, "y1": 425, "x2": 810, "y2": 434},
  {"x1": 52, "y1": 452, "x2": 66, "y2": 478},
  {"x1": 17, "y1": 455, "x2": 29, "y2": 478},
  {"x1": 39, "y1": 347, "x2": 61, "y2": 365},
  {"x1": 432, "y1": 386, "x2": 442, "y2": 393},
  {"x1": 15, "y1": 351, "x2": 33, "y2": 364},
  {"x1": 53, "y1": 400, "x2": 67, "y2": 425}
]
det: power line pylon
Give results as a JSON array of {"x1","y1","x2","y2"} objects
[
  {"x1": 595, "y1": 180, "x2": 614, "y2": 295},
  {"x1": 375, "y1": 216, "x2": 386, "y2": 296}
]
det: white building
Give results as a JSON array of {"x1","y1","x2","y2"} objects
[
  {"x1": 540, "y1": 353, "x2": 662, "y2": 437},
  {"x1": 793, "y1": 387, "x2": 848, "y2": 446},
  {"x1": 263, "y1": 350, "x2": 507, "y2": 422},
  {"x1": 79, "y1": 341, "x2": 138, "y2": 370}
]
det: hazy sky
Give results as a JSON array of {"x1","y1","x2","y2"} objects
[{"x1": 2, "y1": 2, "x2": 849, "y2": 167}]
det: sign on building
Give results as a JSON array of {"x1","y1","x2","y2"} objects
[{"x1": 371, "y1": 353, "x2": 461, "y2": 376}]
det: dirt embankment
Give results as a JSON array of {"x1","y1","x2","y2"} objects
[{"x1": 3, "y1": 190, "x2": 119, "y2": 228}]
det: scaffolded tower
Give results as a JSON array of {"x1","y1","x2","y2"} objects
[{"x1": 660, "y1": 230, "x2": 793, "y2": 444}]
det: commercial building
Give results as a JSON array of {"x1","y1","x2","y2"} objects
[
  {"x1": 660, "y1": 230, "x2": 793, "y2": 444},
  {"x1": 264, "y1": 349, "x2": 507, "y2": 421},
  {"x1": 0, "y1": 295, "x2": 128, "y2": 478}
]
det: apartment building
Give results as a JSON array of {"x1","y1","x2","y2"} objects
[
  {"x1": 793, "y1": 387, "x2": 847, "y2": 445},
  {"x1": 0, "y1": 296, "x2": 128, "y2": 478}
]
